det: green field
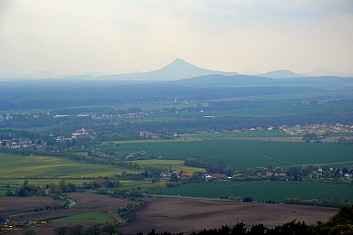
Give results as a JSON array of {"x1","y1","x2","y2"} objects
[
  {"x1": 206, "y1": 104, "x2": 350, "y2": 117},
  {"x1": 141, "y1": 103, "x2": 350, "y2": 119},
  {"x1": 148, "y1": 181, "x2": 353, "y2": 203},
  {"x1": 0, "y1": 187, "x2": 7, "y2": 196},
  {"x1": 0, "y1": 154, "x2": 140, "y2": 182},
  {"x1": 120, "y1": 102, "x2": 195, "y2": 111},
  {"x1": 191, "y1": 130, "x2": 291, "y2": 139},
  {"x1": 131, "y1": 159, "x2": 204, "y2": 173},
  {"x1": 119, "y1": 179, "x2": 167, "y2": 190},
  {"x1": 105, "y1": 140, "x2": 353, "y2": 169},
  {"x1": 52, "y1": 211, "x2": 113, "y2": 223}
]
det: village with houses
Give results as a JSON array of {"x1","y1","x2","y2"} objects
[
  {"x1": 157, "y1": 162, "x2": 353, "y2": 186},
  {"x1": 1, "y1": 119, "x2": 353, "y2": 150},
  {"x1": 1, "y1": 110, "x2": 352, "y2": 203}
]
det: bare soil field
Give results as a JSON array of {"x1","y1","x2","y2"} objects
[
  {"x1": 0, "y1": 197, "x2": 60, "y2": 217},
  {"x1": 1, "y1": 195, "x2": 339, "y2": 235},
  {"x1": 118, "y1": 197, "x2": 338, "y2": 235},
  {"x1": 1, "y1": 193, "x2": 131, "y2": 235}
]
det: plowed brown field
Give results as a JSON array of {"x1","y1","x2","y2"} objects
[
  {"x1": 118, "y1": 197, "x2": 338, "y2": 235},
  {"x1": 1, "y1": 194, "x2": 338, "y2": 235}
]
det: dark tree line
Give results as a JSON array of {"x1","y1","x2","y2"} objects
[{"x1": 184, "y1": 157, "x2": 228, "y2": 174}]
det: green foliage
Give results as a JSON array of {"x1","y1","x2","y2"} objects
[
  {"x1": 166, "y1": 182, "x2": 181, "y2": 187},
  {"x1": 228, "y1": 196, "x2": 242, "y2": 201},
  {"x1": 284, "y1": 197, "x2": 304, "y2": 204},
  {"x1": 242, "y1": 197, "x2": 253, "y2": 202},
  {"x1": 112, "y1": 189, "x2": 143, "y2": 199},
  {"x1": 84, "y1": 176, "x2": 120, "y2": 190},
  {"x1": 54, "y1": 223, "x2": 118, "y2": 235},
  {"x1": 303, "y1": 132, "x2": 321, "y2": 142},
  {"x1": 59, "y1": 180, "x2": 77, "y2": 193},
  {"x1": 327, "y1": 206, "x2": 353, "y2": 226},
  {"x1": 5, "y1": 189, "x2": 15, "y2": 196},
  {"x1": 15, "y1": 181, "x2": 44, "y2": 197},
  {"x1": 184, "y1": 157, "x2": 205, "y2": 168},
  {"x1": 169, "y1": 172, "x2": 179, "y2": 182}
]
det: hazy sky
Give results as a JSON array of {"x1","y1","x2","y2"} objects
[{"x1": 0, "y1": 0, "x2": 353, "y2": 75}]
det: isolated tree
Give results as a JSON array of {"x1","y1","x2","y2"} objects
[
  {"x1": 170, "y1": 172, "x2": 179, "y2": 182},
  {"x1": 242, "y1": 197, "x2": 253, "y2": 202}
]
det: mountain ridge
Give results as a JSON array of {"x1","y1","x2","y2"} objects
[
  {"x1": 104, "y1": 58, "x2": 238, "y2": 81},
  {"x1": 1, "y1": 59, "x2": 352, "y2": 81},
  {"x1": 257, "y1": 70, "x2": 305, "y2": 79}
]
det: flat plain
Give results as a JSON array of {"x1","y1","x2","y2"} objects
[
  {"x1": 107, "y1": 140, "x2": 353, "y2": 169},
  {"x1": 0, "y1": 154, "x2": 139, "y2": 180},
  {"x1": 148, "y1": 181, "x2": 353, "y2": 203}
]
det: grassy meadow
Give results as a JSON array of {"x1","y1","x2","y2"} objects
[
  {"x1": 52, "y1": 211, "x2": 113, "y2": 223},
  {"x1": 0, "y1": 154, "x2": 140, "y2": 182},
  {"x1": 0, "y1": 154, "x2": 203, "y2": 187},
  {"x1": 148, "y1": 181, "x2": 353, "y2": 203},
  {"x1": 131, "y1": 159, "x2": 204, "y2": 173}
]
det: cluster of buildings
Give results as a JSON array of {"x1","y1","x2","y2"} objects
[
  {"x1": 280, "y1": 123, "x2": 353, "y2": 136},
  {"x1": 0, "y1": 128, "x2": 97, "y2": 149},
  {"x1": 71, "y1": 128, "x2": 96, "y2": 139},
  {"x1": 160, "y1": 164, "x2": 353, "y2": 184},
  {"x1": 62, "y1": 111, "x2": 151, "y2": 120},
  {"x1": 195, "y1": 123, "x2": 353, "y2": 142},
  {"x1": 0, "y1": 114, "x2": 13, "y2": 121},
  {"x1": 160, "y1": 171, "x2": 230, "y2": 181},
  {"x1": 0, "y1": 216, "x2": 47, "y2": 231},
  {"x1": 139, "y1": 131, "x2": 160, "y2": 140},
  {"x1": 56, "y1": 128, "x2": 97, "y2": 142},
  {"x1": 237, "y1": 165, "x2": 353, "y2": 182},
  {"x1": 0, "y1": 110, "x2": 153, "y2": 123},
  {"x1": 212, "y1": 126, "x2": 275, "y2": 133},
  {"x1": 0, "y1": 138, "x2": 45, "y2": 149}
]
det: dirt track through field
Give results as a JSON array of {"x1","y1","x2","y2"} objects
[{"x1": 118, "y1": 197, "x2": 338, "y2": 235}]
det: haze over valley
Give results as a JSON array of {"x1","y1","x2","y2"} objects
[{"x1": 1, "y1": 1, "x2": 353, "y2": 235}]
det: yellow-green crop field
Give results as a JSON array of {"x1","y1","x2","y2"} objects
[
  {"x1": 0, "y1": 154, "x2": 140, "y2": 184},
  {"x1": 0, "y1": 179, "x2": 90, "y2": 186},
  {"x1": 0, "y1": 187, "x2": 7, "y2": 196},
  {"x1": 119, "y1": 179, "x2": 167, "y2": 190},
  {"x1": 132, "y1": 159, "x2": 204, "y2": 173},
  {"x1": 52, "y1": 211, "x2": 114, "y2": 223}
]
